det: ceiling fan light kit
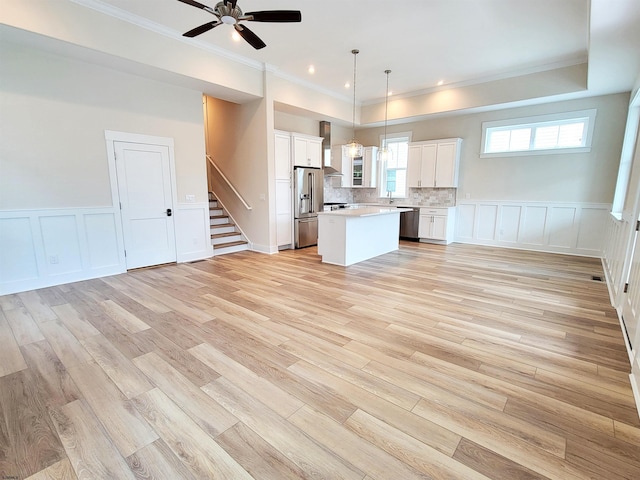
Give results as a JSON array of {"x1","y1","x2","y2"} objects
[{"x1": 177, "y1": 0, "x2": 301, "y2": 49}]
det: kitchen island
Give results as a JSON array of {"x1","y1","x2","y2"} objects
[{"x1": 317, "y1": 207, "x2": 413, "y2": 266}]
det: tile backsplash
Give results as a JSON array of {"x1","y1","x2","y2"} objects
[{"x1": 323, "y1": 176, "x2": 456, "y2": 207}]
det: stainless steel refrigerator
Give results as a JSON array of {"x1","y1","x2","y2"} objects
[{"x1": 294, "y1": 167, "x2": 323, "y2": 248}]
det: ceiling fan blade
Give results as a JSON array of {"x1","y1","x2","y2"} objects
[
  {"x1": 244, "y1": 10, "x2": 302, "y2": 22},
  {"x1": 234, "y1": 24, "x2": 266, "y2": 50},
  {"x1": 177, "y1": 0, "x2": 210, "y2": 10},
  {"x1": 183, "y1": 21, "x2": 221, "y2": 37}
]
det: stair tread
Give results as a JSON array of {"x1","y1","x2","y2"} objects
[
  {"x1": 210, "y1": 214, "x2": 228, "y2": 219},
  {"x1": 211, "y1": 231, "x2": 241, "y2": 239},
  {"x1": 210, "y1": 222, "x2": 235, "y2": 228},
  {"x1": 215, "y1": 240, "x2": 248, "y2": 249}
]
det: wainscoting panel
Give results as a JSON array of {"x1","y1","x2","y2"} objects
[
  {"x1": 0, "y1": 208, "x2": 125, "y2": 295},
  {"x1": 456, "y1": 204, "x2": 475, "y2": 240},
  {"x1": 39, "y1": 215, "x2": 83, "y2": 276},
  {"x1": 548, "y1": 206, "x2": 578, "y2": 249},
  {"x1": 521, "y1": 206, "x2": 548, "y2": 246},
  {"x1": 499, "y1": 205, "x2": 521, "y2": 244},
  {"x1": 455, "y1": 201, "x2": 610, "y2": 257},
  {"x1": 477, "y1": 204, "x2": 498, "y2": 241},
  {"x1": 175, "y1": 203, "x2": 213, "y2": 263},
  {"x1": 0, "y1": 217, "x2": 39, "y2": 285},
  {"x1": 84, "y1": 213, "x2": 121, "y2": 269}
]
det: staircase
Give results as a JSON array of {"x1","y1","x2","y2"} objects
[{"x1": 209, "y1": 194, "x2": 249, "y2": 256}]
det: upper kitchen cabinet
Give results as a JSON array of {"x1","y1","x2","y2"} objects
[
  {"x1": 333, "y1": 145, "x2": 378, "y2": 188},
  {"x1": 293, "y1": 133, "x2": 322, "y2": 168},
  {"x1": 407, "y1": 138, "x2": 462, "y2": 188},
  {"x1": 361, "y1": 146, "x2": 378, "y2": 188}
]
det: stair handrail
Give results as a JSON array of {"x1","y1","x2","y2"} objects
[{"x1": 206, "y1": 155, "x2": 252, "y2": 211}]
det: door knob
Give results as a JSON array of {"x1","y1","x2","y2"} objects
[{"x1": 166, "y1": 208, "x2": 172, "y2": 217}]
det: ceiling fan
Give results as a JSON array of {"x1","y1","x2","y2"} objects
[{"x1": 177, "y1": 0, "x2": 302, "y2": 50}]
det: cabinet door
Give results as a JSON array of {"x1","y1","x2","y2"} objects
[
  {"x1": 418, "y1": 215, "x2": 432, "y2": 238},
  {"x1": 293, "y1": 137, "x2": 307, "y2": 167},
  {"x1": 307, "y1": 139, "x2": 322, "y2": 168},
  {"x1": 341, "y1": 147, "x2": 353, "y2": 187},
  {"x1": 435, "y1": 142, "x2": 457, "y2": 187},
  {"x1": 363, "y1": 147, "x2": 378, "y2": 188},
  {"x1": 275, "y1": 180, "x2": 292, "y2": 246},
  {"x1": 407, "y1": 145, "x2": 422, "y2": 188},
  {"x1": 420, "y1": 144, "x2": 437, "y2": 188},
  {"x1": 275, "y1": 133, "x2": 291, "y2": 179},
  {"x1": 431, "y1": 216, "x2": 448, "y2": 240}
]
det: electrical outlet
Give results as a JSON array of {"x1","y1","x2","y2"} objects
[
  {"x1": 259, "y1": 194, "x2": 266, "y2": 201},
  {"x1": 49, "y1": 255, "x2": 59, "y2": 264}
]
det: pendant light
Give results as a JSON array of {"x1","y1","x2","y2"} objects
[
  {"x1": 346, "y1": 49, "x2": 364, "y2": 158},
  {"x1": 378, "y1": 69, "x2": 393, "y2": 163}
]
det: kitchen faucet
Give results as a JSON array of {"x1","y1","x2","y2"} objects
[{"x1": 387, "y1": 190, "x2": 394, "y2": 204}]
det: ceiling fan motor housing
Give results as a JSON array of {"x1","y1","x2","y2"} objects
[{"x1": 216, "y1": 1, "x2": 242, "y2": 25}]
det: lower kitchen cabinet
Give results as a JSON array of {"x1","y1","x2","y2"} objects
[{"x1": 418, "y1": 207, "x2": 455, "y2": 244}]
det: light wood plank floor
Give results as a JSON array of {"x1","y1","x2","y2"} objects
[{"x1": 1, "y1": 242, "x2": 639, "y2": 479}]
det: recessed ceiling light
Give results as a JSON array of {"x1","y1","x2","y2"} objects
[
  {"x1": 308, "y1": 65, "x2": 315, "y2": 74},
  {"x1": 387, "y1": 91, "x2": 393, "y2": 96},
  {"x1": 231, "y1": 31, "x2": 241, "y2": 42},
  {"x1": 437, "y1": 80, "x2": 444, "y2": 86},
  {"x1": 344, "y1": 82, "x2": 350, "y2": 89}
]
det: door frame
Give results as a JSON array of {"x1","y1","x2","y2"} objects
[{"x1": 105, "y1": 130, "x2": 178, "y2": 269}]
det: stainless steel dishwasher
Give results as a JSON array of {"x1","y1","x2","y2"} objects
[{"x1": 399, "y1": 207, "x2": 420, "y2": 240}]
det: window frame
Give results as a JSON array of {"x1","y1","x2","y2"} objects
[
  {"x1": 480, "y1": 109, "x2": 597, "y2": 158},
  {"x1": 379, "y1": 131, "x2": 412, "y2": 198}
]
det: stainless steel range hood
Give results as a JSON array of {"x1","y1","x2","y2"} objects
[{"x1": 320, "y1": 121, "x2": 341, "y2": 176}]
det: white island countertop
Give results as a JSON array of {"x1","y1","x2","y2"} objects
[
  {"x1": 317, "y1": 206, "x2": 412, "y2": 266},
  {"x1": 318, "y1": 206, "x2": 413, "y2": 217}
]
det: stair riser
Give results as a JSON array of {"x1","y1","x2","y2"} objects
[
  {"x1": 208, "y1": 201, "x2": 218, "y2": 208},
  {"x1": 210, "y1": 217, "x2": 230, "y2": 226},
  {"x1": 209, "y1": 209, "x2": 224, "y2": 216},
  {"x1": 213, "y1": 243, "x2": 249, "y2": 256},
  {"x1": 210, "y1": 225, "x2": 236, "y2": 235},
  {"x1": 212, "y1": 234, "x2": 243, "y2": 245}
]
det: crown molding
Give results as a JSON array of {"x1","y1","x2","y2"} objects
[
  {"x1": 361, "y1": 56, "x2": 589, "y2": 106},
  {"x1": 69, "y1": 0, "x2": 264, "y2": 71}
]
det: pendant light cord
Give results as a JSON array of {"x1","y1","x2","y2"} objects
[
  {"x1": 384, "y1": 69, "x2": 391, "y2": 148},
  {"x1": 351, "y1": 49, "x2": 359, "y2": 139}
]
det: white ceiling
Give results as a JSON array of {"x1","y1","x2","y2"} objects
[{"x1": 80, "y1": 0, "x2": 639, "y2": 105}]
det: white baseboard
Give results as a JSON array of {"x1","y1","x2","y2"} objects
[
  {"x1": 630, "y1": 370, "x2": 640, "y2": 421},
  {"x1": 251, "y1": 243, "x2": 279, "y2": 255}
]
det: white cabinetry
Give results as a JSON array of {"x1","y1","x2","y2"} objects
[
  {"x1": 275, "y1": 131, "x2": 293, "y2": 248},
  {"x1": 361, "y1": 146, "x2": 378, "y2": 188},
  {"x1": 331, "y1": 145, "x2": 352, "y2": 187},
  {"x1": 418, "y1": 207, "x2": 455, "y2": 244},
  {"x1": 407, "y1": 138, "x2": 462, "y2": 188},
  {"x1": 293, "y1": 134, "x2": 322, "y2": 168},
  {"x1": 331, "y1": 145, "x2": 377, "y2": 188}
]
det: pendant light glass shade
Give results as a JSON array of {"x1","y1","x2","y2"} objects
[
  {"x1": 378, "y1": 69, "x2": 393, "y2": 164},
  {"x1": 348, "y1": 49, "x2": 363, "y2": 158}
]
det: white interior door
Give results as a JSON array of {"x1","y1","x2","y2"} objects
[{"x1": 114, "y1": 141, "x2": 176, "y2": 269}]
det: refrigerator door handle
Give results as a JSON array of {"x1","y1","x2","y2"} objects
[{"x1": 309, "y1": 172, "x2": 314, "y2": 213}]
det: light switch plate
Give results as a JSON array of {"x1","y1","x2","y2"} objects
[{"x1": 185, "y1": 194, "x2": 196, "y2": 203}]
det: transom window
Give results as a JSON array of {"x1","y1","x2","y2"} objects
[{"x1": 481, "y1": 109, "x2": 597, "y2": 157}]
